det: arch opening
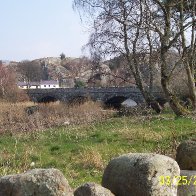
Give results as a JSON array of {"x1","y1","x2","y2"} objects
[
  {"x1": 39, "y1": 96, "x2": 58, "y2": 103},
  {"x1": 105, "y1": 96, "x2": 128, "y2": 109}
]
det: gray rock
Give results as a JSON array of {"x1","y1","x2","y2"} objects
[
  {"x1": 102, "y1": 153, "x2": 180, "y2": 196},
  {"x1": 25, "y1": 105, "x2": 39, "y2": 115},
  {"x1": 176, "y1": 139, "x2": 196, "y2": 170},
  {"x1": 74, "y1": 182, "x2": 114, "y2": 196},
  {"x1": 0, "y1": 168, "x2": 73, "y2": 196},
  {"x1": 177, "y1": 170, "x2": 196, "y2": 196}
]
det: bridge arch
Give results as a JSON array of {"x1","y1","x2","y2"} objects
[
  {"x1": 104, "y1": 96, "x2": 129, "y2": 109},
  {"x1": 37, "y1": 95, "x2": 59, "y2": 103}
]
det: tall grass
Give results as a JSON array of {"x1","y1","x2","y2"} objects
[{"x1": 0, "y1": 101, "x2": 113, "y2": 134}]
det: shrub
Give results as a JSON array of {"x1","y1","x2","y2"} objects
[{"x1": 74, "y1": 80, "x2": 86, "y2": 88}]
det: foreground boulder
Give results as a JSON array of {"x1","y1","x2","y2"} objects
[
  {"x1": 74, "y1": 182, "x2": 114, "y2": 196},
  {"x1": 176, "y1": 139, "x2": 196, "y2": 170},
  {"x1": 0, "y1": 168, "x2": 73, "y2": 196},
  {"x1": 177, "y1": 170, "x2": 196, "y2": 196},
  {"x1": 102, "y1": 153, "x2": 180, "y2": 196}
]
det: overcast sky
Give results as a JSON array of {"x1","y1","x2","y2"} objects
[{"x1": 0, "y1": 0, "x2": 89, "y2": 61}]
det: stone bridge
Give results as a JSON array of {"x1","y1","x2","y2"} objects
[{"x1": 26, "y1": 87, "x2": 164, "y2": 108}]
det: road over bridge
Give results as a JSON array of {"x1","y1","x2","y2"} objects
[{"x1": 26, "y1": 87, "x2": 165, "y2": 108}]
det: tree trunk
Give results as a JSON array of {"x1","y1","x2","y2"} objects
[
  {"x1": 185, "y1": 63, "x2": 196, "y2": 110},
  {"x1": 134, "y1": 72, "x2": 162, "y2": 113},
  {"x1": 122, "y1": 6, "x2": 162, "y2": 114},
  {"x1": 179, "y1": 0, "x2": 196, "y2": 111},
  {"x1": 161, "y1": 76, "x2": 189, "y2": 116},
  {"x1": 160, "y1": 48, "x2": 189, "y2": 116},
  {"x1": 158, "y1": 2, "x2": 190, "y2": 116}
]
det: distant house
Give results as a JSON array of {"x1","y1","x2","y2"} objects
[
  {"x1": 17, "y1": 80, "x2": 59, "y2": 89},
  {"x1": 40, "y1": 80, "x2": 59, "y2": 89},
  {"x1": 17, "y1": 81, "x2": 40, "y2": 89}
]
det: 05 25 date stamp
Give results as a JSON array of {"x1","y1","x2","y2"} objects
[{"x1": 159, "y1": 175, "x2": 196, "y2": 186}]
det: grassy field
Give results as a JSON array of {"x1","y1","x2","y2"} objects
[{"x1": 0, "y1": 110, "x2": 195, "y2": 188}]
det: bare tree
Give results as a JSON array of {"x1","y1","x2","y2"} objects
[
  {"x1": 73, "y1": 0, "x2": 163, "y2": 113},
  {"x1": 0, "y1": 63, "x2": 27, "y2": 101},
  {"x1": 60, "y1": 53, "x2": 66, "y2": 60},
  {"x1": 74, "y1": 0, "x2": 196, "y2": 115},
  {"x1": 0, "y1": 63, "x2": 8, "y2": 97},
  {"x1": 179, "y1": 0, "x2": 196, "y2": 110},
  {"x1": 62, "y1": 56, "x2": 92, "y2": 78},
  {"x1": 17, "y1": 60, "x2": 42, "y2": 88},
  {"x1": 144, "y1": 0, "x2": 196, "y2": 115}
]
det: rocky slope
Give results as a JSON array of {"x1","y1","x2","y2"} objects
[{"x1": 7, "y1": 56, "x2": 134, "y2": 88}]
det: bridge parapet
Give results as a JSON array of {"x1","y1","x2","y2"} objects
[{"x1": 26, "y1": 86, "x2": 141, "y2": 93}]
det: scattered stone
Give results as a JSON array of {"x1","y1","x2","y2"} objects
[
  {"x1": 63, "y1": 121, "x2": 70, "y2": 126},
  {"x1": 30, "y1": 161, "x2": 35, "y2": 167},
  {"x1": 0, "y1": 168, "x2": 73, "y2": 196},
  {"x1": 74, "y1": 182, "x2": 114, "y2": 196},
  {"x1": 25, "y1": 105, "x2": 39, "y2": 115},
  {"x1": 176, "y1": 139, "x2": 196, "y2": 170},
  {"x1": 177, "y1": 170, "x2": 196, "y2": 196},
  {"x1": 102, "y1": 153, "x2": 180, "y2": 196}
]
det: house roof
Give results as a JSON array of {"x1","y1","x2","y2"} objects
[{"x1": 40, "y1": 80, "x2": 59, "y2": 85}]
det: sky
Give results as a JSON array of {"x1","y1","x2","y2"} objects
[{"x1": 0, "y1": 0, "x2": 90, "y2": 61}]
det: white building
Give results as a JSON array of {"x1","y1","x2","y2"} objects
[
  {"x1": 17, "y1": 80, "x2": 59, "y2": 89},
  {"x1": 40, "y1": 80, "x2": 59, "y2": 89}
]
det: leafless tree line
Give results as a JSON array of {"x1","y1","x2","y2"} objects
[{"x1": 73, "y1": 0, "x2": 196, "y2": 116}]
